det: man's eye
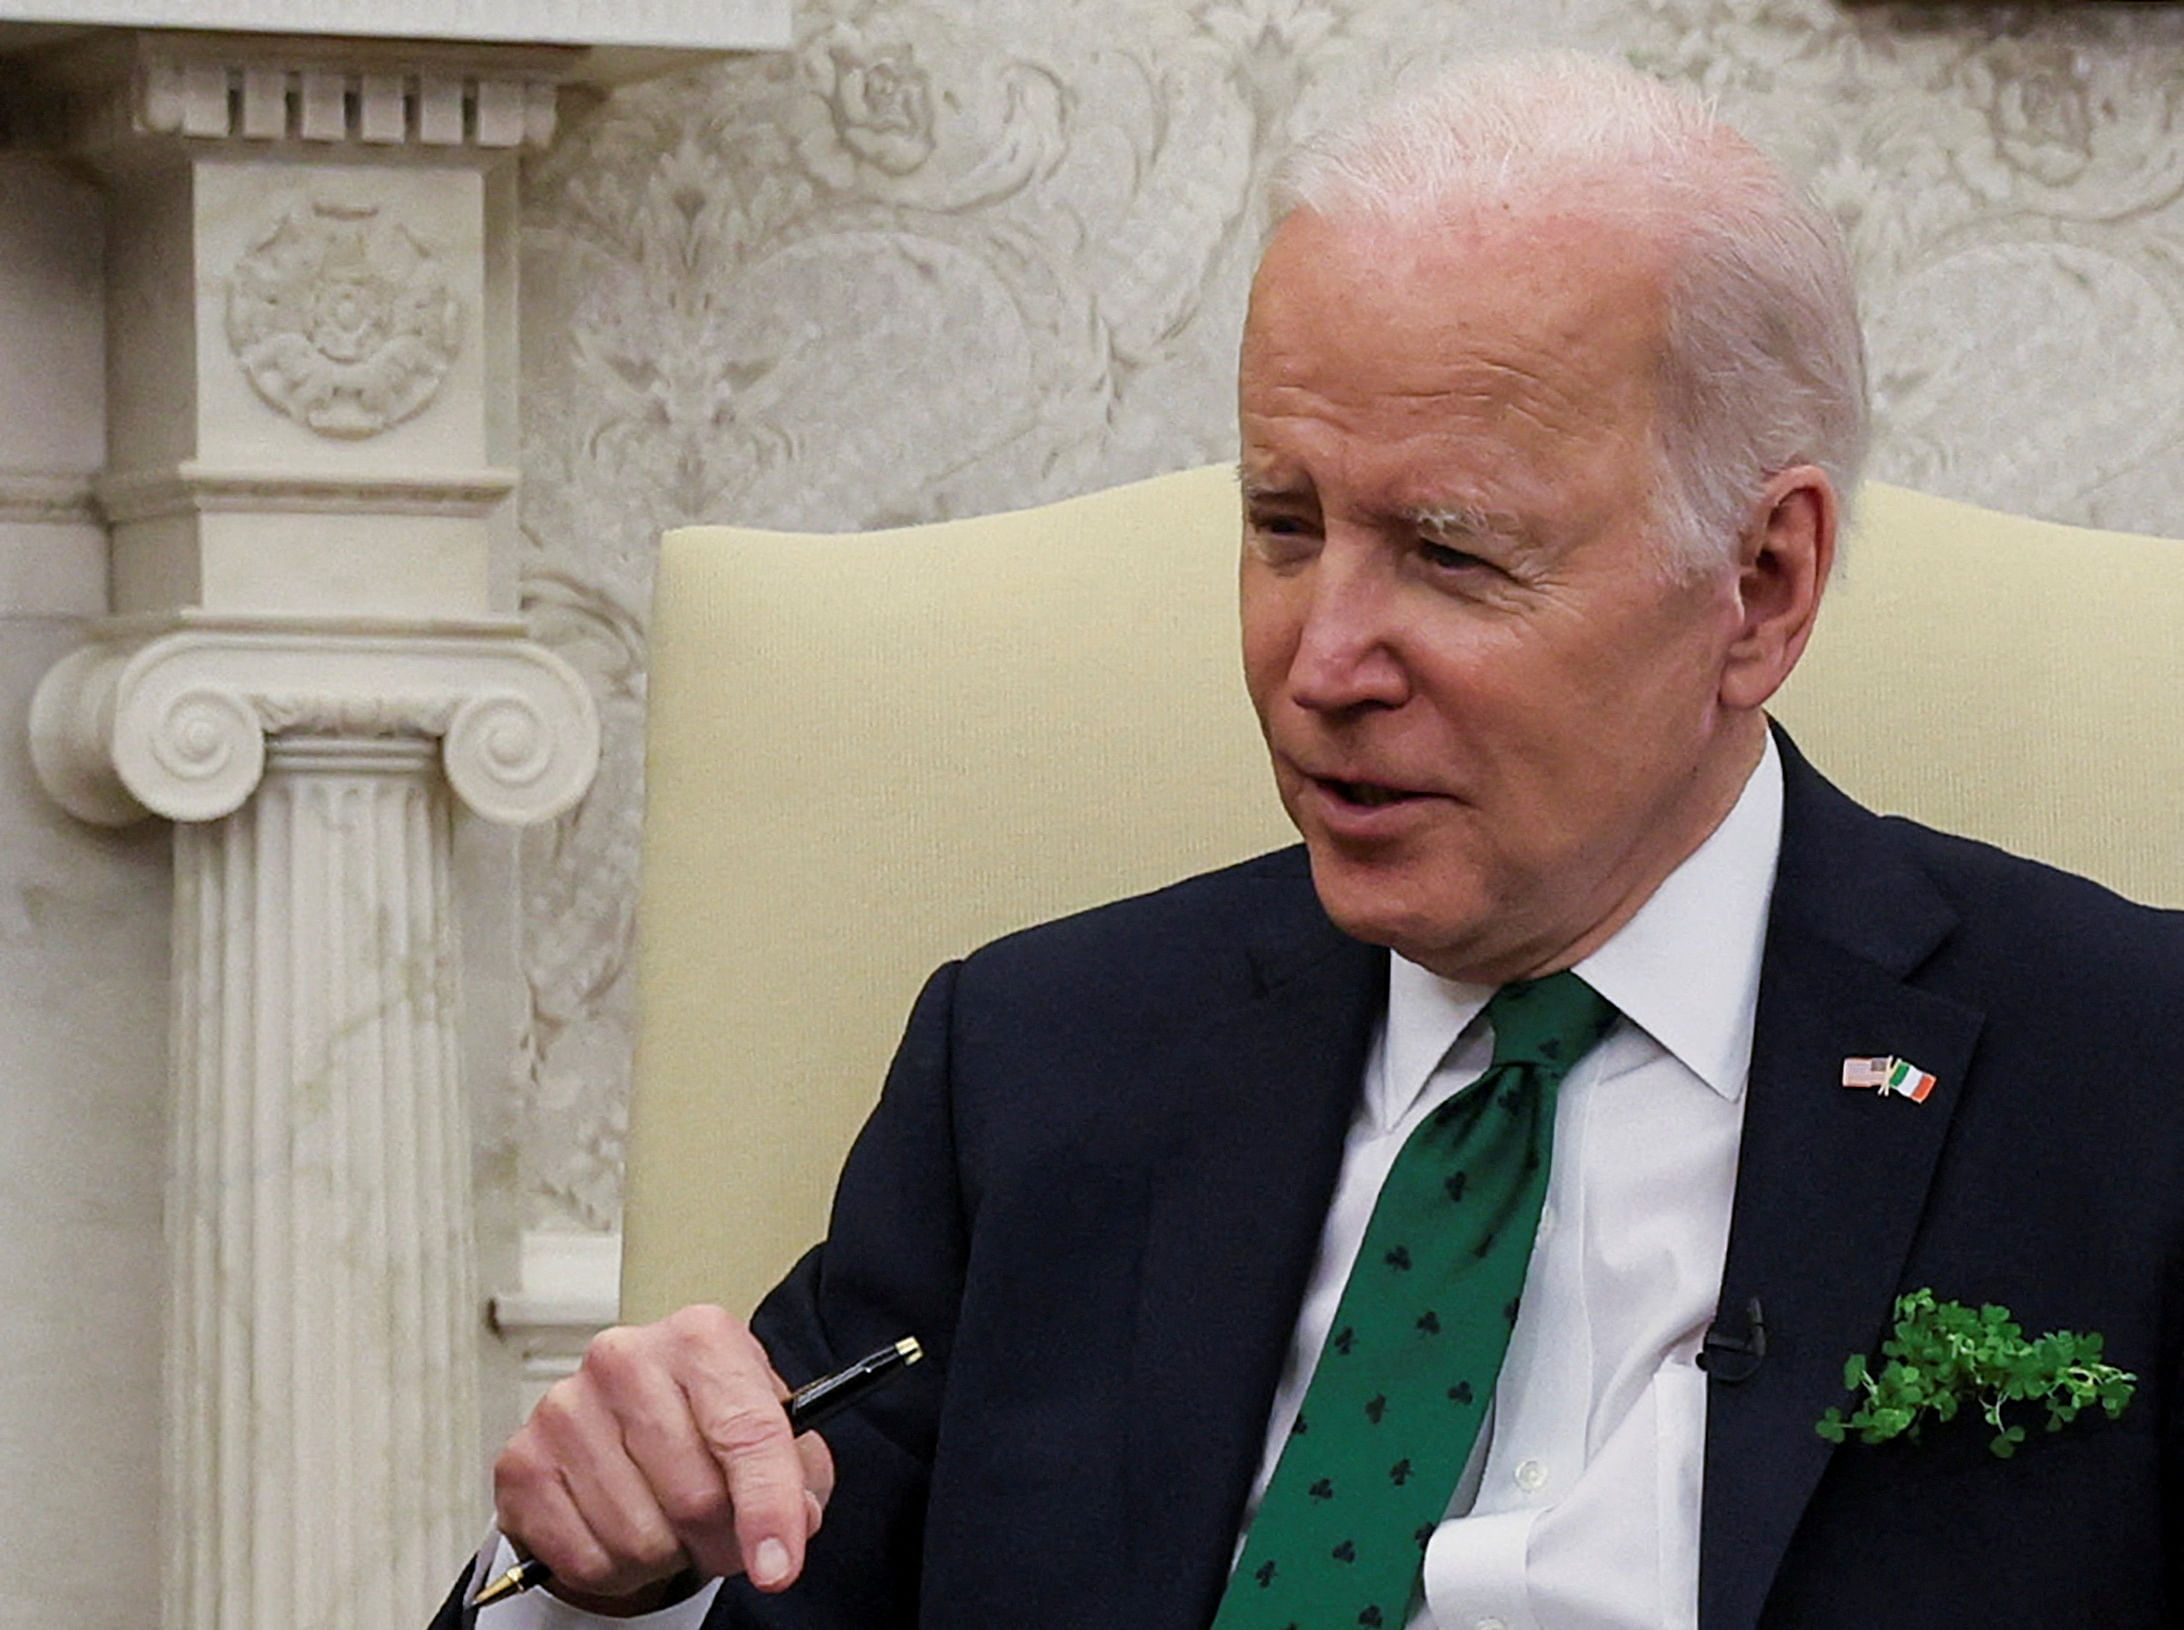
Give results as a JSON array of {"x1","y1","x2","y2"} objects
[
  {"x1": 1247, "y1": 514, "x2": 1320, "y2": 560},
  {"x1": 1420, "y1": 539, "x2": 1485, "y2": 571}
]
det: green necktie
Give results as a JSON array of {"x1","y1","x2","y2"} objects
[{"x1": 1210, "y1": 971, "x2": 1618, "y2": 1630}]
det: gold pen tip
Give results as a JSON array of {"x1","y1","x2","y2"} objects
[
  {"x1": 470, "y1": 1569, "x2": 526, "y2": 1609},
  {"x1": 897, "y1": 1336, "x2": 924, "y2": 1365}
]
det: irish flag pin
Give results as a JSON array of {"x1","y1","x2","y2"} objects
[{"x1": 1883, "y1": 1058, "x2": 1937, "y2": 1102}]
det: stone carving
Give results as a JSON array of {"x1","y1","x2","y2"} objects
[
  {"x1": 96, "y1": 467, "x2": 516, "y2": 525},
  {"x1": 145, "y1": 685, "x2": 268, "y2": 824},
  {"x1": 255, "y1": 692, "x2": 462, "y2": 739},
  {"x1": 169, "y1": 743, "x2": 478, "y2": 1630},
  {"x1": 0, "y1": 468, "x2": 98, "y2": 526},
  {"x1": 512, "y1": 0, "x2": 2184, "y2": 1240},
  {"x1": 30, "y1": 626, "x2": 600, "y2": 829},
  {"x1": 226, "y1": 199, "x2": 464, "y2": 439}
]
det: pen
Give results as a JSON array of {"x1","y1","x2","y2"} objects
[{"x1": 471, "y1": 1335, "x2": 924, "y2": 1611}]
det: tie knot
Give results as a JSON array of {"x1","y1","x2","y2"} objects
[{"x1": 1484, "y1": 970, "x2": 1618, "y2": 1072}]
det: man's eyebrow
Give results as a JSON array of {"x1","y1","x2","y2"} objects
[
  {"x1": 1404, "y1": 502, "x2": 1524, "y2": 543},
  {"x1": 1236, "y1": 465, "x2": 1307, "y2": 505}
]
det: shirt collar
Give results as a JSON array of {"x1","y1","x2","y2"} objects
[{"x1": 1375, "y1": 734, "x2": 1784, "y2": 1124}]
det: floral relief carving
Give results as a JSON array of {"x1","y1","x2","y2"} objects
[
  {"x1": 226, "y1": 199, "x2": 463, "y2": 439},
  {"x1": 789, "y1": 6, "x2": 1068, "y2": 213},
  {"x1": 509, "y1": 0, "x2": 2184, "y2": 1237},
  {"x1": 1946, "y1": 42, "x2": 2184, "y2": 217},
  {"x1": 1964, "y1": 42, "x2": 2098, "y2": 189},
  {"x1": 807, "y1": 23, "x2": 937, "y2": 180}
]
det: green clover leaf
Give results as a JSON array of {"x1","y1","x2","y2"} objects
[{"x1": 1814, "y1": 1289, "x2": 2135, "y2": 1458}]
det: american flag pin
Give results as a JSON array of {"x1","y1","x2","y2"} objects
[{"x1": 1842, "y1": 1056, "x2": 1893, "y2": 1091}]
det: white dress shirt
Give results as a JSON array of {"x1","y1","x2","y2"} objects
[
  {"x1": 1242, "y1": 737, "x2": 1782, "y2": 1630},
  {"x1": 478, "y1": 741, "x2": 1782, "y2": 1630}
]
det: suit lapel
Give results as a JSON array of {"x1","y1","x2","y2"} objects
[
  {"x1": 1699, "y1": 738, "x2": 1986, "y2": 1630},
  {"x1": 1120, "y1": 887, "x2": 1385, "y2": 1629}
]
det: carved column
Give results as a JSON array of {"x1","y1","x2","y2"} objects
[
  {"x1": 171, "y1": 739, "x2": 467, "y2": 1630},
  {"x1": 36, "y1": 626, "x2": 597, "y2": 1629},
  {"x1": 18, "y1": 28, "x2": 602, "y2": 1630}
]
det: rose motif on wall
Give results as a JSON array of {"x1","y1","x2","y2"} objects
[
  {"x1": 832, "y1": 39, "x2": 935, "y2": 174},
  {"x1": 779, "y1": 3, "x2": 1069, "y2": 210},
  {"x1": 804, "y1": 21, "x2": 937, "y2": 183},
  {"x1": 225, "y1": 200, "x2": 463, "y2": 439},
  {"x1": 1960, "y1": 43, "x2": 2097, "y2": 191}
]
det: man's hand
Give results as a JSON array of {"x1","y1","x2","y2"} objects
[{"x1": 493, "y1": 1305, "x2": 835, "y2": 1614}]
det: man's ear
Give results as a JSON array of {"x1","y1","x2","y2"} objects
[{"x1": 1719, "y1": 465, "x2": 1837, "y2": 712}]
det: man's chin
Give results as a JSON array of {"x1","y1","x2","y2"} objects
[{"x1": 1301, "y1": 846, "x2": 1487, "y2": 972}]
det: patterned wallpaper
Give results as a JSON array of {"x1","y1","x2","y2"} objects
[{"x1": 504, "y1": 0, "x2": 2184, "y2": 1233}]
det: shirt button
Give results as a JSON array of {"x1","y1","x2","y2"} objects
[
  {"x1": 1534, "y1": 1205, "x2": 1557, "y2": 1243},
  {"x1": 1476, "y1": 1618, "x2": 1509, "y2": 1630},
  {"x1": 1515, "y1": 1458, "x2": 1549, "y2": 1493}
]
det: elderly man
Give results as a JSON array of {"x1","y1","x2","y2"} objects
[{"x1": 445, "y1": 53, "x2": 2184, "y2": 1630}]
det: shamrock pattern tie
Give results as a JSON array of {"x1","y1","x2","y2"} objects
[{"x1": 1210, "y1": 971, "x2": 1618, "y2": 1630}]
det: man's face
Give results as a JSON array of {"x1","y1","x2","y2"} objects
[{"x1": 1238, "y1": 203, "x2": 1767, "y2": 985}]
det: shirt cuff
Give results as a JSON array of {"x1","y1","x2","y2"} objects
[{"x1": 467, "y1": 1531, "x2": 722, "y2": 1630}]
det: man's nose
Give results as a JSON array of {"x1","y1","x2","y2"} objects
[{"x1": 1286, "y1": 553, "x2": 1411, "y2": 713}]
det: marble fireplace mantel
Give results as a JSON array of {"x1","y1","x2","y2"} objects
[{"x1": 0, "y1": 7, "x2": 784, "y2": 1627}]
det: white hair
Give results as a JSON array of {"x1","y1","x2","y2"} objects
[{"x1": 1266, "y1": 52, "x2": 1868, "y2": 578}]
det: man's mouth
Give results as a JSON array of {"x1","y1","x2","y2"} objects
[{"x1": 1322, "y1": 778, "x2": 1416, "y2": 808}]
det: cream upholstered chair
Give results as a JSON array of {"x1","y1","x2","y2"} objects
[
  {"x1": 622, "y1": 466, "x2": 1289, "y2": 1322},
  {"x1": 620, "y1": 466, "x2": 2184, "y2": 1322}
]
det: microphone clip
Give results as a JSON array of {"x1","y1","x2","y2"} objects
[{"x1": 1698, "y1": 1295, "x2": 1767, "y2": 1384}]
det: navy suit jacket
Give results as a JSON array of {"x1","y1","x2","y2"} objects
[{"x1": 445, "y1": 736, "x2": 2184, "y2": 1627}]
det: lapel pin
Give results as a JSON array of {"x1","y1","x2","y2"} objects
[
  {"x1": 1841, "y1": 1055, "x2": 1936, "y2": 1103},
  {"x1": 1884, "y1": 1058, "x2": 1937, "y2": 1102}
]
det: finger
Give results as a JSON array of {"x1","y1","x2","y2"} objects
[
  {"x1": 599, "y1": 1332, "x2": 747, "y2": 1581},
  {"x1": 496, "y1": 1381, "x2": 679, "y2": 1601},
  {"x1": 797, "y1": 1430, "x2": 835, "y2": 1534},
  {"x1": 667, "y1": 1321, "x2": 813, "y2": 1591},
  {"x1": 697, "y1": 1390, "x2": 809, "y2": 1589},
  {"x1": 493, "y1": 1439, "x2": 618, "y2": 1589},
  {"x1": 549, "y1": 1410, "x2": 690, "y2": 1589}
]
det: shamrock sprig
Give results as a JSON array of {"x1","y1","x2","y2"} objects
[{"x1": 1816, "y1": 1288, "x2": 2135, "y2": 1459}]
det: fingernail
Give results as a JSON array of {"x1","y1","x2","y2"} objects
[
  {"x1": 804, "y1": 1489, "x2": 825, "y2": 1535},
  {"x1": 752, "y1": 1537, "x2": 792, "y2": 1587}
]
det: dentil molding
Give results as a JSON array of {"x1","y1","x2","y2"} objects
[
  {"x1": 0, "y1": 3, "x2": 793, "y2": 159},
  {"x1": 29, "y1": 617, "x2": 600, "y2": 827},
  {"x1": 3, "y1": 29, "x2": 576, "y2": 156}
]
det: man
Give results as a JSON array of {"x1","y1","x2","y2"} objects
[{"x1": 447, "y1": 53, "x2": 2184, "y2": 1629}]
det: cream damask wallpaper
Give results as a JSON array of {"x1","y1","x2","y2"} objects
[{"x1": 503, "y1": 0, "x2": 2184, "y2": 1235}]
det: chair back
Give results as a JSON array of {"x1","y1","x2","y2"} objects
[
  {"x1": 625, "y1": 465, "x2": 1282, "y2": 1319},
  {"x1": 1770, "y1": 481, "x2": 2184, "y2": 907}
]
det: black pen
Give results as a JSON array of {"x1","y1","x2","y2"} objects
[{"x1": 471, "y1": 1335, "x2": 924, "y2": 1610}]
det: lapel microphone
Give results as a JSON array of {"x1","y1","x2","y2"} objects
[{"x1": 1698, "y1": 1295, "x2": 1767, "y2": 1383}]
